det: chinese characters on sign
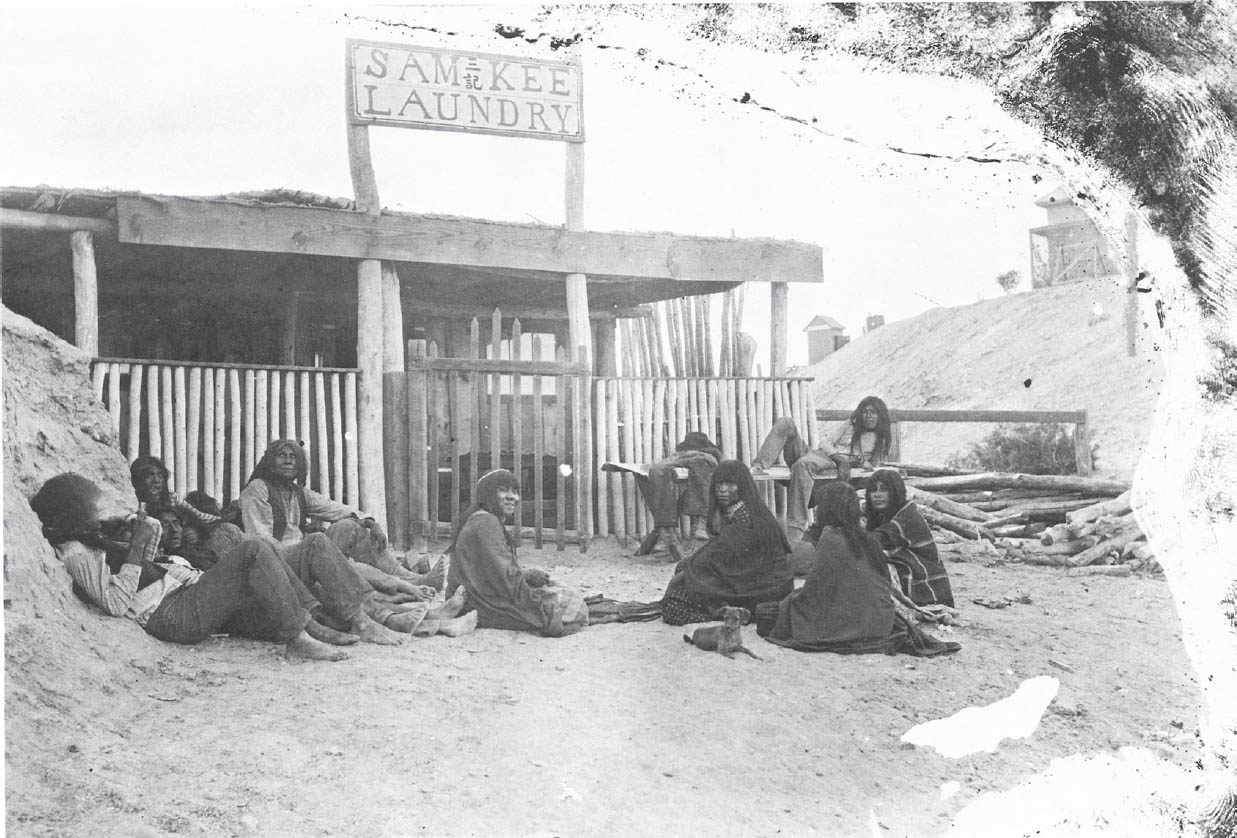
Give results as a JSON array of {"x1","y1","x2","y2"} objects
[{"x1": 347, "y1": 40, "x2": 584, "y2": 142}]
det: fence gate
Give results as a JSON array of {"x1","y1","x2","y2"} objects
[{"x1": 395, "y1": 312, "x2": 592, "y2": 551}]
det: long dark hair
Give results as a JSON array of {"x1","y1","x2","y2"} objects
[
  {"x1": 863, "y1": 468, "x2": 908, "y2": 530},
  {"x1": 248, "y1": 439, "x2": 309, "y2": 486},
  {"x1": 707, "y1": 460, "x2": 791, "y2": 554},
  {"x1": 849, "y1": 396, "x2": 892, "y2": 463},
  {"x1": 814, "y1": 481, "x2": 887, "y2": 566},
  {"x1": 448, "y1": 469, "x2": 521, "y2": 555}
]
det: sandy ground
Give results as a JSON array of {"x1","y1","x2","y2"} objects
[{"x1": 5, "y1": 534, "x2": 1205, "y2": 838}]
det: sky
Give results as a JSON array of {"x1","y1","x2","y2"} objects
[{"x1": 0, "y1": 4, "x2": 1056, "y2": 369}]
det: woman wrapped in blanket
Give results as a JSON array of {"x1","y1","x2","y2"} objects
[
  {"x1": 660, "y1": 460, "x2": 795, "y2": 626},
  {"x1": 756, "y1": 481, "x2": 959, "y2": 657},
  {"x1": 864, "y1": 468, "x2": 955, "y2": 608},
  {"x1": 445, "y1": 470, "x2": 589, "y2": 637}
]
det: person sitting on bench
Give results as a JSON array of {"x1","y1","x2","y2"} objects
[{"x1": 634, "y1": 431, "x2": 722, "y2": 556}]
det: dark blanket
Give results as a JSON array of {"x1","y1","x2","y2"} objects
[
  {"x1": 872, "y1": 502, "x2": 955, "y2": 608},
  {"x1": 663, "y1": 505, "x2": 794, "y2": 613},
  {"x1": 763, "y1": 527, "x2": 959, "y2": 657}
]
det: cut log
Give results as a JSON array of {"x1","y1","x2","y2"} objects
[
  {"x1": 1065, "y1": 525, "x2": 1145, "y2": 567},
  {"x1": 1064, "y1": 564, "x2": 1132, "y2": 577},
  {"x1": 883, "y1": 462, "x2": 981, "y2": 477},
  {"x1": 984, "y1": 510, "x2": 1030, "y2": 528},
  {"x1": 1064, "y1": 490, "x2": 1133, "y2": 527},
  {"x1": 988, "y1": 523, "x2": 1048, "y2": 539},
  {"x1": 971, "y1": 495, "x2": 1092, "y2": 513},
  {"x1": 919, "y1": 505, "x2": 990, "y2": 540},
  {"x1": 1043, "y1": 511, "x2": 1137, "y2": 544},
  {"x1": 907, "y1": 472, "x2": 1130, "y2": 496},
  {"x1": 907, "y1": 486, "x2": 992, "y2": 522},
  {"x1": 1125, "y1": 540, "x2": 1155, "y2": 561}
]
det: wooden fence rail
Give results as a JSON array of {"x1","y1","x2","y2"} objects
[
  {"x1": 90, "y1": 359, "x2": 361, "y2": 504},
  {"x1": 592, "y1": 376, "x2": 815, "y2": 540},
  {"x1": 814, "y1": 407, "x2": 1093, "y2": 475}
]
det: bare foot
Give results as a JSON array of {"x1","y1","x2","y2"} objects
[
  {"x1": 437, "y1": 610, "x2": 478, "y2": 638},
  {"x1": 404, "y1": 553, "x2": 432, "y2": 574},
  {"x1": 411, "y1": 618, "x2": 441, "y2": 637},
  {"x1": 427, "y1": 585, "x2": 467, "y2": 620},
  {"x1": 416, "y1": 557, "x2": 446, "y2": 592},
  {"x1": 383, "y1": 604, "x2": 430, "y2": 633},
  {"x1": 349, "y1": 613, "x2": 405, "y2": 645},
  {"x1": 285, "y1": 631, "x2": 349, "y2": 661},
  {"x1": 305, "y1": 619, "x2": 359, "y2": 646}
]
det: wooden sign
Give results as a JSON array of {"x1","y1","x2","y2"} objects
[{"x1": 346, "y1": 39, "x2": 584, "y2": 142}]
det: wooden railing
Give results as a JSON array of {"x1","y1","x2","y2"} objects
[
  {"x1": 594, "y1": 376, "x2": 815, "y2": 539},
  {"x1": 90, "y1": 359, "x2": 361, "y2": 505},
  {"x1": 815, "y1": 408, "x2": 1093, "y2": 475}
]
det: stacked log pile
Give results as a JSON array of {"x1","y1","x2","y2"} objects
[{"x1": 891, "y1": 465, "x2": 1157, "y2": 575}]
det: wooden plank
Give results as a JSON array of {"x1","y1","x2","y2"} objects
[
  {"x1": 345, "y1": 372, "x2": 360, "y2": 507},
  {"x1": 407, "y1": 340, "x2": 429, "y2": 549},
  {"x1": 489, "y1": 308, "x2": 502, "y2": 475},
  {"x1": 1, "y1": 207, "x2": 112, "y2": 235},
  {"x1": 161, "y1": 366, "x2": 175, "y2": 491},
  {"x1": 907, "y1": 472, "x2": 1130, "y2": 495},
  {"x1": 203, "y1": 369, "x2": 215, "y2": 498},
  {"x1": 594, "y1": 372, "x2": 608, "y2": 539},
  {"x1": 298, "y1": 372, "x2": 311, "y2": 466},
  {"x1": 269, "y1": 369, "x2": 281, "y2": 446},
  {"x1": 187, "y1": 367, "x2": 201, "y2": 492},
  {"x1": 469, "y1": 318, "x2": 481, "y2": 506},
  {"x1": 401, "y1": 300, "x2": 650, "y2": 322},
  {"x1": 738, "y1": 378, "x2": 752, "y2": 464},
  {"x1": 72, "y1": 232, "x2": 99, "y2": 356},
  {"x1": 696, "y1": 379, "x2": 709, "y2": 438},
  {"x1": 115, "y1": 195, "x2": 824, "y2": 285},
  {"x1": 607, "y1": 379, "x2": 624, "y2": 541},
  {"x1": 721, "y1": 378, "x2": 736, "y2": 459},
  {"x1": 511, "y1": 320, "x2": 524, "y2": 547},
  {"x1": 284, "y1": 371, "x2": 297, "y2": 442},
  {"x1": 410, "y1": 356, "x2": 591, "y2": 375},
  {"x1": 126, "y1": 362, "x2": 143, "y2": 464},
  {"x1": 620, "y1": 377, "x2": 637, "y2": 538},
  {"x1": 706, "y1": 378, "x2": 719, "y2": 445},
  {"x1": 228, "y1": 370, "x2": 241, "y2": 501},
  {"x1": 314, "y1": 373, "x2": 329, "y2": 495},
  {"x1": 576, "y1": 347, "x2": 592, "y2": 549},
  {"x1": 93, "y1": 357, "x2": 358, "y2": 374},
  {"x1": 173, "y1": 367, "x2": 188, "y2": 494},
  {"x1": 556, "y1": 347, "x2": 568, "y2": 551},
  {"x1": 532, "y1": 336, "x2": 545, "y2": 548},
  {"x1": 815, "y1": 408, "x2": 1090, "y2": 424},
  {"x1": 331, "y1": 373, "x2": 344, "y2": 502},
  {"x1": 427, "y1": 342, "x2": 441, "y2": 543},
  {"x1": 211, "y1": 368, "x2": 226, "y2": 500},
  {"x1": 106, "y1": 363, "x2": 122, "y2": 442},
  {"x1": 449, "y1": 366, "x2": 463, "y2": 538},
  {"x1": 91, "y1": 363, "x2": 105, "y2": 403},
  {"x1": 255, "y1": 369, "x2": 269, "y2": 461}
]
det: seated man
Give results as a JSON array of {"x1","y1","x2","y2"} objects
[
  {"x1": 150, "y1": 501, "x2": 474, "y2": 641},
  {"x1": 130, "y1": 456, "x2": 245, "y2": 563},
  {"x1": 634, "y1": 432, "x2": 722, "y2": 554},
  {"x1": 239, "y1": 439, "x2": 444, "y2": 597}
]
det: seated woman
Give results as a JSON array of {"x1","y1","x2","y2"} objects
[
  {"x1": 130, "y1": 456, "x2": 245, "y2": 565},
  {"x1": 660, "y1": 460, "x2": 795, "y2": 626},
  {"x1": 445, "y1": 469, "x2": 589, "y2": 637},
  {"x1": 31, "y1": 472, "x2": 348, "y2": 661},
  {"x1": 634, "y1": 431, "x2": 722, "y2": 550},
  {"x1": 756, "y1": 481, "x2": 959, "y2": 656},
  {"x1": 864, "y1": 468, "x2": 955, "y2": 608}
]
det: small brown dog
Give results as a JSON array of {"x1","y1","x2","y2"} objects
[{"x1": 683, "y1": 606, "x2": 762, "y2": 660}]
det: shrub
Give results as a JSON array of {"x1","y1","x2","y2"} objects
[{"x1": 946, "y1": 423, "x2": 1095, "y2": 475}]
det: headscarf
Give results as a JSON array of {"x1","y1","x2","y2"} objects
[
  {"x1": 244, "y1": 439, "x2": 309, "y2": 541},
  {"x1": 448, "y1": 469, "x2": 521, "y2": 555},
  {"x1": 706, "y1": 460, "x2": 791, "y2": 554}
]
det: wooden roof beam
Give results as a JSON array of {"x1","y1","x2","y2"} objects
[
  {"x1": 1, "y1": 208, "x2": 113, "y2": 236},
  {"x1": 405, "y1": 301, "x2": 652, "y2": 322},
  {"x1": 116, "y1": 196, "x2": 822, "y2": 285}
]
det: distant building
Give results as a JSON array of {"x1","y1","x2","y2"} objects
[
  {"x1": 864, "y1": 314, "x2": 885, "y2": 334},
  {"x1": 804, "y1": 315, "x2": 848, "y2": 364},
  {"x1": 1029, "y1": 186, "x2": 1123, "y2": 288}
]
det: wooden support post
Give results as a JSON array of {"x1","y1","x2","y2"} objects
[
  {"x1": 770, "y1": 282, "x2": 788, "y2": 376},
  {"x1": 564, "y1": 134, "x2": 592, "y2": 368},
  {"x1": 282, "y1": 291, "x2": 300, "y2": 365},
  {"x1": 71, "y1": 231, "x2": 99, "y2": 356},
  {"x1": 355, "y1": 261, "x2": 384, "y2": 523},
  {"x1": 407, "y1": 340, "x2": 429, "y2": 552},
  {"x1": 382, "y1": 262, "x2": 407, "y2": 548},
  {"x1": 593, "y1": 318, "x2": 616, "y2": 376}
]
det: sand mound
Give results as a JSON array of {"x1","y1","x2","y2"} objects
[
  {"x1": 3, "y1": 307, "x2": 164, "y2": 798},
  {"x1": 803, "y1": 279, "x2": 1164, "y2": 480}
]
